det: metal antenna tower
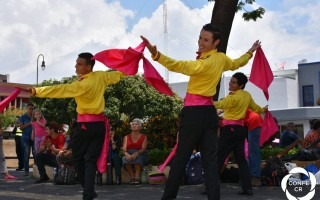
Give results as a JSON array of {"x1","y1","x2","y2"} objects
[{"x1": 163, "y1": 0, "x2": 169, "y2": 83}]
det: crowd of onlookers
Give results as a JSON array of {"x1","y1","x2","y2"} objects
[
  {"x1": 1, "y1": 103, "x2": 149, "y2": 186},
  {"x1": 279, "y1": 120, "x2": 320, "y2": 152},
  {"x1": 2, "y1": 102, "x2": 320, "y2": 190}
]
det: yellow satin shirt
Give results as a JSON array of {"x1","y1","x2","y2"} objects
[
  {"x1": 214, "y1": 89, "x2": 265, "y2": 120},
  {"x1": 153, "y1": 49, "x2": 252, "y2": 97},
  {"x1": 35, "y1": 71, "x2": 126, "y2": 114}
]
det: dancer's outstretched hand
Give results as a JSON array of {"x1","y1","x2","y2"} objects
[
  {"x1": 16, "y1": 87, "x2": 32, "y2": 93},
  {"x1": 140, "y1": 35, "x2": 158, "y2": 56},
  {"x1": 248, "y1": 40, "x2": 261, "y2": 52}
]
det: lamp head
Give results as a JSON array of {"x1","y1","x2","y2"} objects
[{"x1": 41, "y1": 61, "x2": 46, "y2": 70}]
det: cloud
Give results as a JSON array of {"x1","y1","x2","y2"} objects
[
  {"x1": 0, "y1": 0, "x2": 134, "y2": 84},
  {"x1": 1, "y1": 0, "x2": 319, "y2": 85},
  {"x1": 130, "y1": 0, "x2": 214, "y2": 83},
  {"x1": 224, "y1": 0, "x2": 320, "y2": 76}
]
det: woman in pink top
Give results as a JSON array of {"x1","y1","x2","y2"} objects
[{"x1": 31, "y1": 109, "x2": 47, "y2": 154}]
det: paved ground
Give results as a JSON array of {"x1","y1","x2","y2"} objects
[{"x1": 1, "y1": 169, "x2": 320, "y2": 200}]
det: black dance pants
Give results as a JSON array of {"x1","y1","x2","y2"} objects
[
  {"x1": 72, "y1": 121, "x2": 105, "y2": 200},
  {"x1": 161, "y1": 105, "x2": 220, "y2": 200}
]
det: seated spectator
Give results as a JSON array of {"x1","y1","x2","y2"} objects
[
  {"x1": 279, "y1": 122, "x2": 299, "y2": 148},
  {"x1": 56, "y1": 119, "x2": 76, "y2": 168},
  {"x1": 300, "y1": 119, "x2": 320, "y2": 149},
  {"x1": 122, "y1": 118, "x2": 148, "y2": 185},
  {"x1": 34, "y1": 122, "x2": 65, "y2": 183},
  {"x1": 96, "y1": 126, "x2": 122, "y2": 185},
  {"x1": 0, "y1": 117, "x2": 17, "y2": 180},
  {"x1": 305, "y1": 119, "x2": 318, "y2": 137},
  {"x1": 56, "y1": 134, "x2": 72, "y2": 167},
  {"x1": 110, "y1": 127, "x2": 122, "y2": 184}
]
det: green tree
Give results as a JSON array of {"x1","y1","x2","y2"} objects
[
  {"x1": 31, "y1": 76, "x2": 78, "y2": 124},
  {"x1": 0, "y1": 108, "x2": 25, "y2": 128},
  {"x1": 32, "y1": 74, "x2": 183, "y2": 149},
  {"x1": 105, "y1": 75, "x2": 182, "y2": 122}
]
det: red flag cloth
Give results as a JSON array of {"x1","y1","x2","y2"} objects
[
  {"x1": 0, "y1": 88, "x2": 21, "y2": 112},
  {"x1": 133, "y1": 41, "x2": 146, "y2": 53},
  {"x1": 249, "y1": 47, "x2": 274, "y2": 100},
  {"x1": 143, "y1": 57, "x2": 173, "y2": 96},
  {"x1": 93, "y1": 42, "x2": 174, "y2": 96},
  {"x1": 159, "y1": 143, "x2": 178, "y2": 172},
  {"x1": 96, "y1": 118, "x2": 110, "y2": 173},
  {"x1": 260, "y1": 110, "x2": 279, "y2": 146},
  {"x1": 92, "y1": 48, "x2": 140, "y2": 75}
]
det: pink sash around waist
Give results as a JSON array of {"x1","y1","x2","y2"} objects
[
  {"x1": 184, "y1": 93, "x2": 213, "y2": 106},
  {"x1": 77, "y1": 113, "x2": 105, "y2": 122},
  {"x1": 222, "y1": 119, "x2": 244, "y2": 127}
]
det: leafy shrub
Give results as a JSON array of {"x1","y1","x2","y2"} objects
[
  {"x1": 260, "y1": 145, "x2": 300, "y2": 160},
  {"x1": 31, "y1": 74, "x2": 182, "y2": 151},
  {"x1": 147, "y1": 148, "x2": 171, "y2": 166},
  {"x1": 0, "y1": 108, "x2": 25, "y2": 127}
]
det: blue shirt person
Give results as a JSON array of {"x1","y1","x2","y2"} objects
[
  {"x1": 19, "y1": 103, "x2": 35, "y2": 176},
  {"x1": 279, "y1": 122, "x2": 299, "y2": 148}
]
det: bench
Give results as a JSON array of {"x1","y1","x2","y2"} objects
[
  {"x1": 32, "y1": 164, "x2": 170, "y2": 184},
  {"x1": 32, "y1": 164, "x2": 132, "y2": 183}
]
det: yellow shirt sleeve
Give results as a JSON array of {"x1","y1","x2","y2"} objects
[
  {"x1": 248, "y1": 97, "x2": 265, "y2": 114},
  {"x1": 35, "y1": 71, "x2": 125, "y2": 114},
  {"x1": 151, "y1": 50, "x2": 252, "y2": 97},
  {"x1": 214, "y1": 90, "x2": 264, "y2": 120}
]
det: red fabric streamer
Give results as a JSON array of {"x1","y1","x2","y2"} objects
[
  {"x1": 142, "y1": 57, "x2": 173, "y2": 96},
  {"x1": 0, "y1": 88, "x2": 21, "y2": 112},
  {"x1": 96, "y1": 118, "x2": 110, "y2": 173},
  {"x1": 93, "y1": 42, "x2": 173, "y2": 96},
  {"x1": 260, "y1": 110, "x2": 279, "y2": 146},
  {"x1": 92, "y1": 48, "x2": 140, "y2": 75},
  {"x1": 249, "y1": 48, "x2": 274, "y2": 100},
  {"x1": 159, "y1": 143, "x2": 178, "y2": 172},
  {"x1": 133, "y1": 41, "x2": 146, "y2": 53}
]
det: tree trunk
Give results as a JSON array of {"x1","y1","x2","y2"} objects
[{"x1": 211, "y1": 0, "x2": 239, "y2": 100}]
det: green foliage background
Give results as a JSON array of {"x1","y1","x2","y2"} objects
[
  {"x1": 260, "y1": 146, "x2": 300, "y2": 160},
  {"x1": 0, "y1": 108, "x2": 25, "y2": 128},
  {"x1": 30, "y1": 73, "x2": 183, "y2": 150}
]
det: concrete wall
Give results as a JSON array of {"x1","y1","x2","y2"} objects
[
  {"x1": 170, "y1": 72, "x2": 300, "y2": 110},
  {"x1": 3, "y1": 139, "x2": 34, "y2": 168},
  {"x1": 298, "y1": 62, "x2": 320, "y2": 106}
]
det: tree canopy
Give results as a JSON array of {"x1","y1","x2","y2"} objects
[
  {"x1": 32, "y1": 74, "x2": 183, "y2": 125},
  {"x1": 209, "y1": 0, "x2": 265, "y2": 21},
  {"x1": 30, "y1": 73, "x2": 183, "y2": 149},
  {"x1": 209, "y1": 0, "x2": 265, "y2": 100}
]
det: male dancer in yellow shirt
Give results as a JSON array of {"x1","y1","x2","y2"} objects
[
  {"x1": 214, "y1": 72, "x2": 267, "y2": 196},
  {"x1": 141, "y1": 23, "x2": 261, "y2": 200},
  {"x1": 20, "y1": 52, "x2": 126, "y2": 200}
]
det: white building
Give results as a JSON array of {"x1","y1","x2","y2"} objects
[{"x1": 170, "y1": 63, "x2": 320, "y2": 138}]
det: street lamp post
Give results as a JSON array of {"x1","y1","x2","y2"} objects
[{"x1": 36, "y1": 54, "x2": 46, "y2": 85}]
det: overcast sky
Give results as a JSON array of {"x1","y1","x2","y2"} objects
[{"x1": 1, "y1": 0, "x2": 319, "y2": 85}]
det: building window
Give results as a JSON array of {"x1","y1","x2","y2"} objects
[
  {"x1": 302, "y1": 85, "x2": 314, "y2": 106},
  {"x1": 279, "y1": 124, "x2": 304, "y2": 138}
]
